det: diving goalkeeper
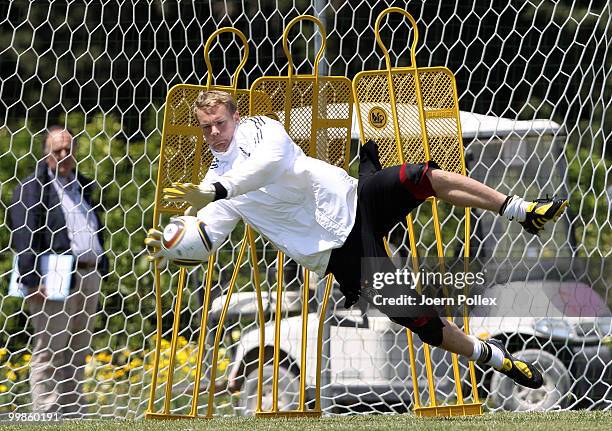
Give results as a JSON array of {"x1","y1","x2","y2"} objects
[{"x1": 146, "y1": 90, "x2": 568, "y2": 390}]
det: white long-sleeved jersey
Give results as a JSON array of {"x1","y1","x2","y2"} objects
[{"x1": 197, "y1": 116, "x2": 358, "y2": 276}]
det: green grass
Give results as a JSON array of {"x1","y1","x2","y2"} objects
[{"x1": 0, "y1": 411, "x2": 610, "y2": 431}]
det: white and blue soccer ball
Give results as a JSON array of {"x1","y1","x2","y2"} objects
[{"x1": 161, "y1": 216, "x2": 213, "y2": 266}]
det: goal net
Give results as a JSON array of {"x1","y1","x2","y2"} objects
[{"x1": 0, "y1": 0, "x2": 609, "y2": 418}]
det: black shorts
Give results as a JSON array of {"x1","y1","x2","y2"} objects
[{"x1": 325, "y1": 140, "x2": 442, "y2": 331}]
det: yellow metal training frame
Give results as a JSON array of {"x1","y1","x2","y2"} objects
[
  {"x1": 145, "y1": 28, "x2": 265, "y2": 420},
  {"x1": 248, "y1": 15, "x2": 353, "y2": 417},
  {"x1": 352, "y1": 7, "x2": 482, "y2": 417}
]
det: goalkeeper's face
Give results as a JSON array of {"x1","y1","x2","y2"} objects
[{"x1": 196, "y1": 104, "x2": 240, "y2": 153}]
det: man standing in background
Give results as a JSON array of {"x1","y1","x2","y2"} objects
[{"x1": 8, "y1": 126, "x2": 108, "y2": 417}]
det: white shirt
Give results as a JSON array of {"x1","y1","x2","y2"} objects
[
  {"x1": 198, "y1": 116, "x2": 358, "y2": 276},
  {"x1": 49, "y1": 170, "x2": 104, "y2": 263}
]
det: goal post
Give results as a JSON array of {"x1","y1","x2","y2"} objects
[{"x1": 0, "y1": 1, "x2": 609, "y2": 418}]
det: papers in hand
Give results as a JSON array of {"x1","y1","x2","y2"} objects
[{"x1": 9, "y1": 255, "x2": 74, "y2": 301}]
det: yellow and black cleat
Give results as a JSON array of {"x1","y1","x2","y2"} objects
[
  {"x1": 520, "y1": 196, "x2": 569, "y2": 235},
  {"x1": 489, "y1": 339, "x2": 543, "y2": 389}
]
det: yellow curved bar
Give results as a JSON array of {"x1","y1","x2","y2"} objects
[
  {"x1": 405, "y1": 329, "x2": 421, "y2": 409},
  {"x1": 463, "y1": 208, "x2": 480, "y2": 403},
  {"x1": 422, "y1": 343, "x2": 437, "y2": 407},
  {"x1": 314, "y1": 275, "x2": 334, "y2": 412},
  {"x1": 375, "y1": 11, "x2": 412, "y2": 165},
  {"x1": 374, "y1": 7, "x2": 419, "y2": 71},
  {"x1": 270, "y1": 251, "x2": 285, "y2": 412},
  {"x1": 190, "y1": 256, "x2": 216, "y2": 417},
  {"x1": 351, "y1": 6, "x2": 481, "y2": 417},
  {"x1": 404, "y1": 214, "x2": 428, "y2": 406},
  {"x1": 147, "y1": 261, "x2": 163, "y2": 413},
  {"x1": 203, "y1": 27, "x2": 249, "y2": 92},
  {"x1": 431, "y1": 201, "x2": 465, "y2": 404},
  {"x1": 450, "y1": 344, "x2": 465, "y2": 404},
  {"x1": 282, "y1": 15, "x2": 327, "y2": 78},
  {"x1": 147, "y1": 85, "x2": 173, "y2": 414},
  {"x1": 245, "y1": 227, "x2": 266, "y2": 413},
  {"x1": 298, "y1": 269, "x2": 310, "y2": 409},
  {"x1": 163, "y1": 267, "x2": 188, "y2": 414},
  {"x1": 404, "y1": 216, "x2": 437, "y2": 408},
  {"x1": 149, "y1": 25, "x2": 255, "y2": 419},
  {"x1": 206, "y1": 231, "x2": 249, "y2": 417}
]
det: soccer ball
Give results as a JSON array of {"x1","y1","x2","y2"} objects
[{"x1": 161, "y1": 216, "x2": 213, "y2": 266}]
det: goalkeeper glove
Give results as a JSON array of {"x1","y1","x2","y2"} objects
[
  {"x1": 163, "y1": 182, "x2": 216, "y2": 213},
  {"x1": 144, "y1": 228, "x2": 168, "y2": 270}
]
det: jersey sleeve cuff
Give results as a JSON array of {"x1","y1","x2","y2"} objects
[{"x1": 212, "y1": 180, "x2": 231, "y2": 200}]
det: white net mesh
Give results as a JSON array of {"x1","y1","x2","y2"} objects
[{"x1": 0, "y1": 0, "x2": 610, "y2": 418}]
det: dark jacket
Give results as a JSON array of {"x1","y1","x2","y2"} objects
[{"x1": 8, "y1": 162, "x2": 109, "y2": 287}]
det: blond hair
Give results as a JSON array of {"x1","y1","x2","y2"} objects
[{"x1": 193, "y1": 90, "x2": 237, "y2": 115}]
